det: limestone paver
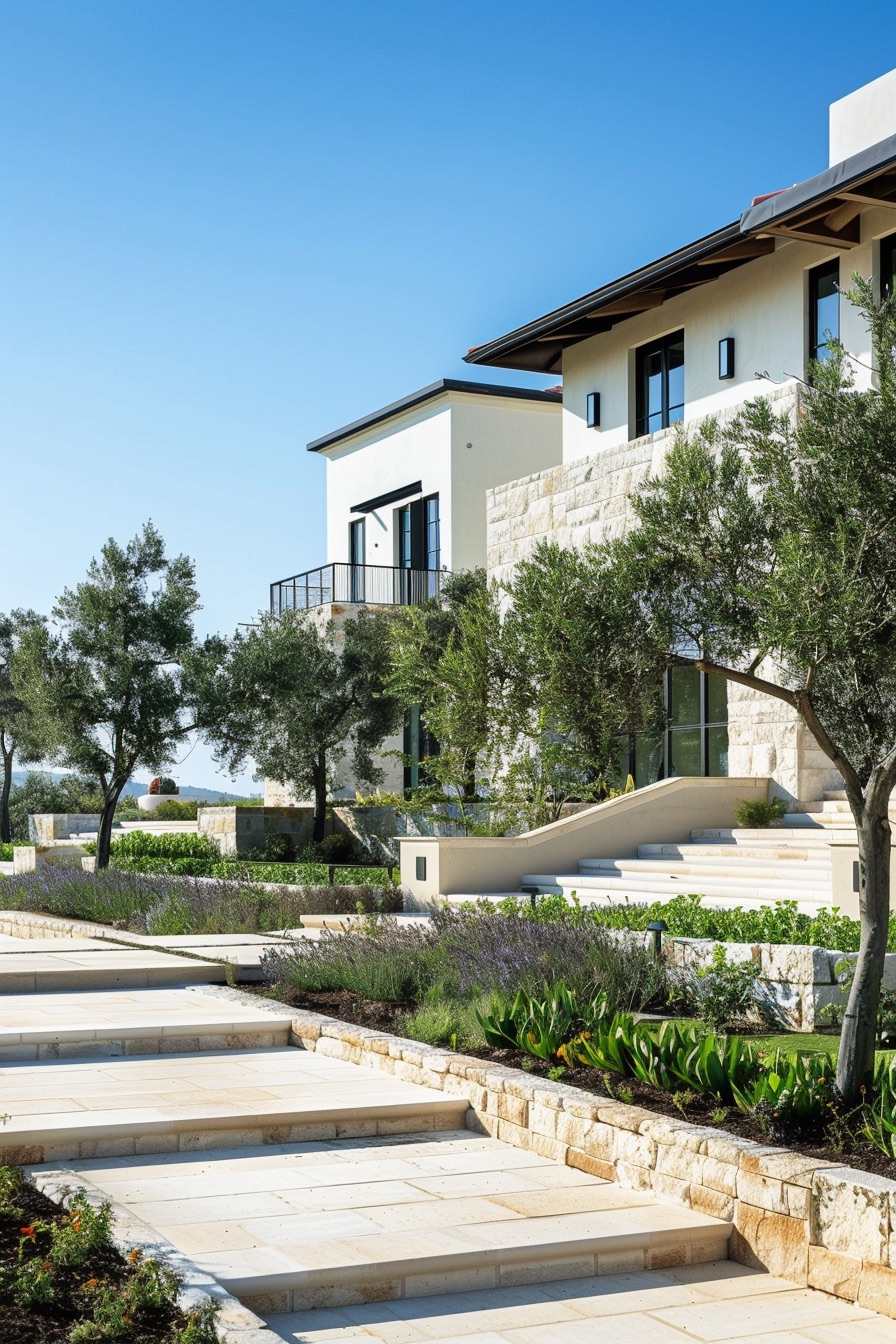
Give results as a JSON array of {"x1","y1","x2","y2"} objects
[
  {"x1": 265, "y1": 1263, "x2": 876, "y2": 1342},
  {"x1": 0, "y1": 945, "x2": 226, "y2": 991},
  {"x1": 0, "y1": 985, "x2": 292, "y2": 1046},
  {"x1": 58, "y1": 1131, "x2": 730, "y2": 1308}
]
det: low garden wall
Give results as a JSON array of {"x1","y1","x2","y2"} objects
[
  {"x1": 275, "y1": 1000, "x2": 896, "y2": 1317},
  {"x1": 664, "y1": 936, "x2": 896, "y2": 1031},
  {"x1": 28, "y1": 813, "x2": 101, "y2": 843}
]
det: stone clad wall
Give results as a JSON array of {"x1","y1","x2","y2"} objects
[
  {"x1": 283, "y1": 1004, "x2": 896, "y2": 1318},
  {"x1": 485, "y1": 386, "x2": 840, "y2": 805}
]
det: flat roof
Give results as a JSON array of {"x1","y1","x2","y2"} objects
[
  {"x1": 307, "y1": 378, "x2": 561, "y2": 453},
  {"x1": 465, "y1": 134, "x2": 896, "y2": 375}
]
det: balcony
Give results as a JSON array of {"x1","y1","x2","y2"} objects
[{"x1": 270, "y1": 563, "x2": 447, "y2": 614}]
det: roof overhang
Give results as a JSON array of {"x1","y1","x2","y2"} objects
[
  {"x1": 308, "y1": 378, "x2": 562, "y2": 453},
  {"x1": 465, "y1": 133, "x2": 896, "y2": 375}
]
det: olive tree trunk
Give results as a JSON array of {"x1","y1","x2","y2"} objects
[
  {"x1": 838, "y1": 772, "x2": 894, "y2": 1103},
  {"x1": 0, "y1": 740, "x2": 12, "y2": 844},
  {"x1": 95, "y1": 777, "x2": 128, "y2": 870},
  {"x1": 311, "y1": 751, "x2": 327, "y2": 846}
]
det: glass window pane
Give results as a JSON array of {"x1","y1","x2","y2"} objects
[
  {"x1": 706, "y1": 673, "x2": 728, "y2": 724},
  {"x1": 667, "y1": 339, "x2": 685, "y2": 419},
  {"x1": 668, "y1": 727, "x2": 702, "y2": 776},
  {"x1": 669, "y1": 666, "x2": 702, "y2": 726},
  {"x1": 707, "y1": 726, "x2": 729, "y2": 777},
  {"x1": 635, "y1": 733, "x2": 664, "y2": 786},
  {"x1": 425, "y1": 495, "x2": 440, "y2": 571}
]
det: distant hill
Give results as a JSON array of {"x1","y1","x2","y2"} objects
[{"x1": 9, "y1": 770, "x2": 259, "y2": 804}]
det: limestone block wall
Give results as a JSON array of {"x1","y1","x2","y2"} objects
[
  {"x1": 486, "y1": 386, "x2": 836, "y2": 804},
  {"x1": 283, "y1": 1004, "x2": 896, "y2": 1318},
  {"x1": 28, "y1": 814, "x2": 102, "y2": 844}
]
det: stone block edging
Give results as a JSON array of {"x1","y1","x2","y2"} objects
[
  {"x1": 204, "y1": 987, "x2": 896, "y2": 1319},
  {"x1": 28, "y1": 1164, "x2": 282, "y2": 1343}
]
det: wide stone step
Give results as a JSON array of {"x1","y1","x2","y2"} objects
[
  {"x1": 523, "y1": 870, "x2": 830, "y2": 899},
  {"x1": 1, "y1": 1047, "x2": 468, "y2": 1165},
  {"x1": 0, "y1": 985, "x2": 295, "y2": 1061},
  {"x1": 0, "y1": 943, "x2": 227, "y2": 994},
  {"x1": 55, "y1": 1130, "x2": 731, "y2": 1314},
  {"x1": 264, "y1": 1259, "x2": 877, "y2": 1343},
  {"x1": 579, "y1": 857, "x2": 831, "y2": 880},
  {"x1": 638, "y1": 842, "x2": 831, "y2": 862},
  {"x1": 519, "y1": 875, "x2": 829, "y2": 913},
  {"x1": 690, "y1": 826, "x2": 848, "y2": 842}
]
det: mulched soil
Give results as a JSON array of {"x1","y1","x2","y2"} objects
[
  {"x1": 0, "y1": 1180, "x2": 185, "y2": 1344},
  {"x1": 278, "y1": 986, "x2": 896, "y2": 1181}
]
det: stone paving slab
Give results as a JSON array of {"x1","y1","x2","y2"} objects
[
  {"x1": 0, "y1": 946, "x2": 227, "y2": 992},
  {"x1": 0, "y1": 985, "x2": 295, "y2": 1059},
  {"x1": 264, "y1": 1261, "x2": 880, "y2": 1342},
  {"x1": 58, "y1": 1131, "x2": 730, "y2": 1313},
  {"x1": 2, "y1": 1047, "x2": 468, "y2": 1163}
]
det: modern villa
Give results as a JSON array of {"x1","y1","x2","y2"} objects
[{"x1": 268, "y1": 66, "x2": 896, "y2": 911}]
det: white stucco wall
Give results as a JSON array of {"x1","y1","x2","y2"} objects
[
  {"x1": 449, "y1": 395, "x2": 561, "y2": 571},
  {"x1": 322, "y1": 402, "x2": 454, "y2": 570},
  {"x1": 830, "y1": 66, "x2": 896, "y2": 164},
  {"x1": 321, "y1": 390, "x2": 560, "y2": 574},
  {"x1": 559, "y1": 225, "x2": 892, "y2": 468}
]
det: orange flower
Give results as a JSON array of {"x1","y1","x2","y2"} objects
[
  {"x1": 20, "y1": 1226, "x2": 36, "y2": 1240},
  {"x1": 128, "y1": 1248, "x2": 143, "y2": 1263},
  {"x1": 84, "y1": 1278, "x2": 99, "y2": 1289}
]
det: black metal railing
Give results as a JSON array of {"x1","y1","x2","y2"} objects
[{"x1": 270, "y1": 563, "x2": 448, "y2": 614}]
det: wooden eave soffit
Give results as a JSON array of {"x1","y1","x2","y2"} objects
[{"x1": 764, "y1": 175, "x2": 896, "y2": 249}]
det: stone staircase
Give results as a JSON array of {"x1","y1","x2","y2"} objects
[
  {"x1": 0, "y1": 955, "x2": 884, "y2": 1340},
  {"x1": 518, "y1": 791, "x2": 858, "y2": 913}
]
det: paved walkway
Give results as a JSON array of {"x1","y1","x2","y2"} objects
[{"x1": 0, "y1": 923, "x2": 890, "y2": 1340}]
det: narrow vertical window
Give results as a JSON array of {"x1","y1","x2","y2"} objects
[
  {"x1": 809, "y1": 259, "x2": 840, "y2": 364},
  {"x1": 424, "y1": 495, "x2": 440, "y2": 571},
  {"x1": 348, "y1": 518, "x2": 365, "y2": 602},
  {"x1": 635, "y1": 331, "x2": 685, "y2": 437},
  {"x1": 880, "y1": 233, "x2": 896, "y2": 300}
]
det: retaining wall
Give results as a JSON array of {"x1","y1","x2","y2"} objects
[{"x1": 280, "y1": 1003, "x2": 896, "y2": 1318}]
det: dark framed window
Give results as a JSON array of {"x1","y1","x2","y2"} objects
[
  {"x1": 635, "y1": 331, "x2": 684, "y2": 438},
  {"x1": 397, "y1": 493, "x2": 440, "y2": 599},
  {"x1": 348, "y1": 518, "x2": 365, "y2": 602},
  {"x1": 404, "y1": 705, "x2": 438, "y2": 792},
  {"x1": 881, "y1": 233, "x2": 896, "y2": 300},
  {"x1": 616, "y1": 668, "x2": 728, "y2": 787},
  {"x1": 809, "y1": 259, "x2": 840, "y2": 364}
]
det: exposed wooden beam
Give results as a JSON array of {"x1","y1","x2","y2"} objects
[
  {"x1": 765, "y1": 218, "x2": 861, "y2": 249},
  {"x1": 587, "y1": 290, "x2": 667, "y2": 317},
  {"x1": 697, "y1": 238, "x2": 776, "y2": 265},
  {"x1": 535, "y1": 331, "x2": 597, "y2": 342},
  {"x1": 838, "y1": 190, "x2": 896, "y2": 209},
  {"x1": 825, "y1": 199, "x2": 864, "y2": 232}
]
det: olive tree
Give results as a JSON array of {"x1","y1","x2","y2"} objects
[
  {"x1": 0, "y1": 610, "x2": 46, "y2": 842},
  {"x1": 13, "y1": 523, "x2": 206, "y2": 867},
  {"x1": 596, "y1": 279, "x2": 896, "y2": 1104},
  {"x1": 207, "y1": 607, "x2": 401, "y2": 844}
]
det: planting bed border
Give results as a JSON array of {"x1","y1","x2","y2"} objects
[
  {"x1": 27, "y1": 1164, "x2": 281, "y2": 1343},
  {"x1": 198, "y1": 985, "x2": 896, "y2": 1319}
]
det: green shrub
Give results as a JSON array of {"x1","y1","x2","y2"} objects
[
  {"x1": 734, "y1": 796, "x2": 789, "y2": 828},
  {"x1": 476, "y1": 982, "x2": 610, "y2": 1060},
  {"x1": 396, "y1": 995, "x2": 490, "y2": 1050},
  {"x1": 0, "y1": 843, "x2": 12, "y2": 862},
  {"x1": 670, "y1": 945, "x2": 769, "y2": 1031},
  {"x1": 152, "y1": 798, "x2": 198, "y2": 820},
  {"x1": 579, "y1": 892, "x2": 877, "y2": 953},
  {"x1": 315, "y1": 831, "x2": 363, "y2": 863},
  {"x1": 110, "y1": 830, "x2": 218, "y2": 860}
]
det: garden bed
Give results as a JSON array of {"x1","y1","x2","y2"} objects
[
  {"x1": 273, "y1": 983, "x2": 895, "y2": 1180},
  {"x1": 0, "y1": 1168, "x2": 215, "y2": 1343}
]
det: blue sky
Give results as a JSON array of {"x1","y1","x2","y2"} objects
[{"x1": 2, "y1": 1, "x2": 894, "y2": 791}]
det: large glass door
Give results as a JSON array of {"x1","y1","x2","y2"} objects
[{"x1": 618, "y1": 668, "x2": 728, "y2": 786}]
